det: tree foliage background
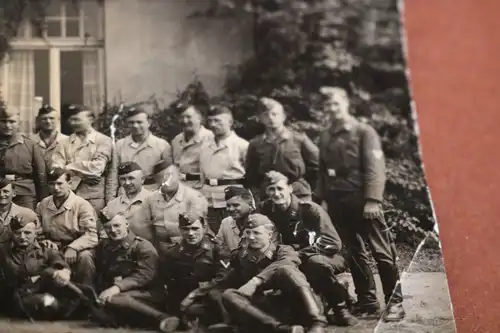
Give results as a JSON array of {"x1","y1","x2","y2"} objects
[{"x1": 98, "y1": 0, "x2": 432, "y2": 246}]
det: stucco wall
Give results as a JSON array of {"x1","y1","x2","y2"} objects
[{"x1": 104, "y1": 0, "x2": 254, "y2": 106}]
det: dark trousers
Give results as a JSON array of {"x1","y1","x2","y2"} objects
[
  {"x1": 326, "y1": 191, "x2": 403, "y2": 305},
  {"x1": 13, "y1": 195, "x2": 36, "y2": 211},
  {"x1": 207, "y1": 207, "x2": 229, "y2": 234}
]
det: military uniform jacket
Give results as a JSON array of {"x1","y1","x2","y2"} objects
[
  {"x1": 260, "y1": 195, "x2": 342, "y2": 257},
  {"x1": 0, "y1": 203, "x2": 39, "y2": 247},
  {"x1": 161, "y1": 235, "x2": 231, "y2": 295},
  {"x1": 0, "y1": 133, "x2": 48, "y2": 200},
  {"x1": 95, "y1": 232, "x2": 158, "y2": 292},
  {"x1": 0, "y1": 241, "x2": 69, "y2": 290},
  {"x1": 33, "y1": 131, "x2": 68, "y2": 169},
  {"x1": 317, "y1": 116, "x2": 386, "y2": 202},
  {"x1": 52, "y1": 129, "x2": 116, "y2": 203},
  {"x1": 245, "y1": 128, "x2": 319, "y2": 197},
  {"x1": 214, "y1": 243, "x2": 300, "y2": 289}
]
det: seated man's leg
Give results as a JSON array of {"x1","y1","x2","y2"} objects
[
  {"x1": 221, "y1": 288, "x2": 304, "y2": 333},
  {"x1": 72, "y1": 249, "x2": 96, "y2": 286},
  {"x1": 301, "y1": 254, "x2": 358, "y2": 326}
]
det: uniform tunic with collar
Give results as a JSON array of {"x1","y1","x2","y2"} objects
[
  {"x1": 33, "y1": 131, "x2": 68, "y2": 168},
  {"x1": 102, "y1": 188, "x2": 151, "y2": 221},
  {"x1": 115, "y1": 134, "x2": 172, "y2": 192},
  {"x1": 0, "y1": 203, "x2": 39, "y2": 247},
  {"x1": 133, "y1": 184, "x2": 208, "y2": 248},
  {"x1": 200, "y1": 131, "x2": 248, "y2": 209},
  {"x1": 36, "y1": 191, "x2": 98, "y2": 252},
  {"x1": 216, "y1": 216, "x2": 245, "y2": 252},
  {"x1": 245, "y1": 127, "x2": 319, "y2": 200},
  {"x1": 171, "y1": 126, "x2": 214, "y2": 188},
  {"x1": 95, "y1": 232, "x2": 158, "y2": 292},
  {"x1": 0, "y1": 133, "x2": 48, "y2": 201},
  {"x1": 52, "y1": 129, "x2": 115, "y2": 204}
]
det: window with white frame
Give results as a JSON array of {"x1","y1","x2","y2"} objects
[{"x1": 1, "y1": 0, "x2": 105, "y2": 134}]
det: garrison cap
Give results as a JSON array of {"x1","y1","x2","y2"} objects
[
  {"x1": 0, "y1": 177, "x2": 12, "y2": 190},
  {"x1": 0, "y1": 104, "x2": 19, "y2": 119},
  {"x1": 263, "y1": 170, "x2": 289, "y2": 188},
  {"x1": 152, "y1": 160, "x2": 170, "y2": 175},
  {"x1": 178, "y1": 212, "x2": 205, "y2": 228},
  {"x1": 47, "y1": 167, "x2": 69, "y2": 182},
  {"x1": 259, "y1": 97, "x2": 284, "y2": 114},
  {"x1": 98, "y1": 211, "x2": 112, "y2": 224},
  {"x1": 118, "y1": 161, "x2": 142, "y2": 176},
  {"x1": 319, "y1": 86, "x2": 349, "y2": 100},
  {"x1": 207, "y1": 104, "x2": 232, "y2": 117},
  {"x1": 123, "y1": 106, "x2": 148, "y2": 119},
  {"x1": 66, "y1": 104, "x2": 91, "y2": 117},
  {"x1": 38, "y1": 104, "x2": 56, "y2": 117},
  {"x1": 245, "y1": 214, "x2": 274, "y2": 229},
  {"x1": 225, "y1": 186, "x2": 255, "y2": 206},
  {"x1": 10, "y1": 215, "x2": 33, "y2": 231}
]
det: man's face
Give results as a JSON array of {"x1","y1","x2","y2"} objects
[
  {"x1": 259, "y1": 104, "x2": 286, "y2": 130},
  {"x1": 180, "y1": 220, "x2": 205, "y2": 245},
  {"x1": 13, "y1": 222, "x2": 37, "y2": 248},
  {"x1": 127, "y1": 113, "x2": 150, "y2": 137},
  {"x1": 48, "y1": 174, "x2": 71, "y2": 198},
  {"x1": 119, "y1": 170, "x2": 144, "y2": 196},
  {"x1": 160, "y1": 165, "x2": 180, "y2": 194},
  {"x1": 179, "y1": 106, "x2": 202, "y2": 133},
  {"x1": 265, "y1": 180, "x2": 293, "y2": 206},
  {"x1": 68, "y1": 111, "x2": 92, "y2": 133},
  {"x1": 207, "y1": 113, "x2": 232, "y2": 137},
  {"x1": 38, "y1": 111, "x2": 58, "y2": 132},
  {"x1": 245, "y1": 225, "x2": 273, "y2": 250},
  {"x1": 104, "y1": 216, "x2": 129, "y2": 241},
  {"x1": 226, "y1": 196, "x2": 252, "y2": 220},
  {"x1": 322, "y1": 88, "x2": 350, "y2": 119},
  {"x1": 0, "y1": 184, "x2": 15, "y2": 205},
  {"x1": 0, "y1": 116, "x2": 19, "y2": 136}
]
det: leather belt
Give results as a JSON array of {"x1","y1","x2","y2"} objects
[
  {"x1": 204, "y1": 178, "x2": 244, "y2": 186},
  {"x1": 180, "y1": 173, "x2": 201, "y2": 181}
]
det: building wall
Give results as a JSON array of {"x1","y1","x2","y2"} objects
[{"x1": 104, "y1": 0, "x2": 254, "y2": 106}]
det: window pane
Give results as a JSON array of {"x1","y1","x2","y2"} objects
[
  {"x1": 34, "y1": 50, "x2": 51, "y2": 107},
  {"x1": 65, "y1": 1, "x2": 80, "y2": 18},
  {"x1": 82, "y1": 0, "x2": 102, "y2": 39},
  {"x1": 66, "y1": 20, "x2": 80, "y2": 37},
  {"x1": 46, "y1": 0, "x2": 62, "y2": 16},
  {"x1": 47, "y1": 20, "x2": 62, "y2": 37}
]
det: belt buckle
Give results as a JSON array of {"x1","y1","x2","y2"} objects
[
  {"x1": 5, "y1": 174, "x2": 15, "y2": 181},
  {"x1": 208, "y1": 179, "x2": 218, "y2": 186},
  {"x1": 180, "y1": 173, "x2": 187, "y2": 181},
  {"x1": 327, "y1": 169, "x2": 336, "y2": 177}
]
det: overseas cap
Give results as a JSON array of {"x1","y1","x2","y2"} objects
[
  {"x1": 118, "y1": 162, "x2": 142, "y2": 176},
  {"x1": 245, "y1": 213, "x2": 274, "y2": 229}
]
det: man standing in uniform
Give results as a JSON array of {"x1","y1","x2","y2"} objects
[
  {"x1": 102, "y1": 162, "x2": 151, "y2": 223},
  {"x1": 52, "y1": 104, "x2": 115, "y2": 212},
  {"x1": 216, "y1": 186, "x2": 255, "y2": 252},
  {"x1": 0, "y1": 178, "x2": 39, "y2": 248},
  {"x1": 134, "y1": 164, "x2": 208, "y2": 253},
  {"x1": 316, "y1": 86, "x2": 404, "y2": 322},
  {"x1": 93, "y1": 214, "x2": 175, "y2": 331},
  {"x1": 260, "y1": 171, "x2": 358, "y2": 326},
  {"x1": 114, "y1": 107, "x2": 172, "y2": 193},
  {"x1": 245, "y1": 97, "x2": 319, "y2": 205},
  {"x1": 33, "y1": 105, "x2": 68, "y2": 168},
  {"x1": 0, "y1": 216, "x2": 72, "y2": 319},
  {"x1": 213, "y1": 213, "x2": 327, "y2": 333},
  {"x1": 171, "y1": 103, "x2": 214, "y2": 189},
  {"x1": 36, "y1": 168, "x2": 98, "y2": 286},
  {"x1": 158, "y1": 211, "x2": 231, "y2": 332},
  {"x1": 0, "y1": 103, "x2": 47, "y2": 210},
  {"x1": 200, "y1": 104, "x2": 248, "y2": 233}
]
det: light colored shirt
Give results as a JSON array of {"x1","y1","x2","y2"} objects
[
  {"x1": 102, "y1": 188, "x2": 151, "y2": 221},
  {"x1": 171, "y1": 126, "x2": 213, "y2": 188},
  {"x1": 33, "y1": 131, "x2": 68, "y2": 168},
  {"x1": 36, "y1": 191, "x2": 98, "y2": 252},
  {"x1": 200, "y1": 131, "x2": 248, "y2": 208},
  {"x1": 216, "y1": 216, "x2": 245, "y2": 252}
]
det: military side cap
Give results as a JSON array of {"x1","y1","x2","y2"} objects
[
  {"x1": 225, "y1": 186, "x2": 254, "y2": 202},
  {"x1": 0, "y1": 177, "x2": 12, "y2": 189},
  {"x1": 0, "y1": 105, "x2": 19, "y2": 119},
  {"x1": 98, "y1": 211, "x2": 112, "y2": 224},
  {"x1": 152, "y1": 160, "x2": 170, "y2": 175},
  {"x1": 207, "y1": 104, "x2": 232, "y2": 117},
  {"x1": 179, "y1": 212, "x2": 205, "y2": 228},
  {"x1": 118, "y1": 161, "x2": 142, "y2": 176},
  {"x1": 10, "y1": 215, "x2": 32, "y2": 231},
  {"x1": 258, "y1": 97, "x2": 283, "y2": 113},
  {"x1": 47, "y1": 167, "x2": 68, "y2": 182},
  {"x1": 66, "y1": 104, "x2": 91, "y2": 117},
  {"x1": 38, "y1": 104, "x2": 56, "y2": 116},
  {"x1": 264, "y1": 170, "x2": 289, "y2": 187},
  {"x1": 123, "y1": 106, "x2": 148, "y2": 118},
  {"x1": 245, "y1": 214, "x2": 274, "y2": 229}
]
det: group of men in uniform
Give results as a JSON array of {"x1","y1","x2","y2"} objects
[{"x1": 0, "y1": 85, "x2": 405, "y2": 333}]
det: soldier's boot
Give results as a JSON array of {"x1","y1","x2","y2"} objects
[
  {"x1": 296, "y1": 287, "x2": 327, "y2": 333},
  {"x1": 223, "y1": 290, "x2": 304, "y2": 333},
  {"x1": 382, "y1": 302, "x2": 405, "y2": 322},
  {"x1": 159, "y1": 316, "x2": 181, "y2": 332},
  {"x1": 351, "y1": 301, "x2": 382, "y2": 319},
  {"x1": 332, "y1": 303, "x2": 358, "y2": 327}
]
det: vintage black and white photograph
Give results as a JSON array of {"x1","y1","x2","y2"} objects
[{"x1": 0, "y1": 0, "x2": 455, "y2": 332}]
